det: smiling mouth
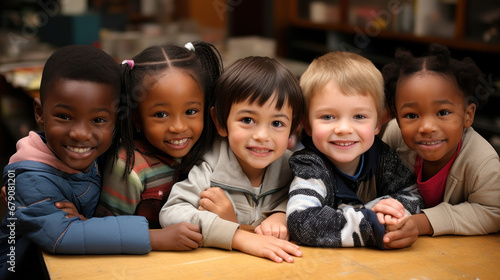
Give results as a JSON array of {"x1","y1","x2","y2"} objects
[
  {"x1": 66, "y1": 146, "x2": 93, "y2": 153},
  {"x1": 419, "y1": 140, "x2": 444, "y2": 145},
  {"x1": 167, "y1": 138, "x2": 189, "y2": 146},
  {"x1": 332, "y1": 141, "x2": 356, "y2": 146},
  {"x1": 249, "y1": 148, "x2": 271, "y2": 153}
]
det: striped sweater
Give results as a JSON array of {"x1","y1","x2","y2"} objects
[
  {"x1": 286, "y1": 135, "x2": 423, "y2": 249},
  {"x1": 95, "y1": 140, "x2": 180, "y2": 228}
]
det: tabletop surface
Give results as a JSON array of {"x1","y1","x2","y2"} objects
[{"x1": 42, "y1": 233, "x2": 500, "y2": 280}]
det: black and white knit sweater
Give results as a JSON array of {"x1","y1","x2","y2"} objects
[{"x1": 286, "y1": 135, "x2": 423, "y2": 249}]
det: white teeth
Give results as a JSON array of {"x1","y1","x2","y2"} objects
[
  {"x1": 422, "y1": 140, "x2": 442, "y2": 145},
  {"x1": 251, "y1": 148, "x2": 271, "y2": 153},
  {"x1": 67, "y1": 146, "x2": 91, "y2": 153},
  {"x1": 168, "y1": 138, "x2": 188, "y2": 145},
  {"x1": 334, "y1": 142, "x2": 355, "y2": 146}
]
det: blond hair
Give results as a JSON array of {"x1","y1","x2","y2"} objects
[{"x1": 300, "y1": 51, "x2": 384, "y2": 121}]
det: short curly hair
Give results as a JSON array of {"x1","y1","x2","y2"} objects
[
  {"x1": 382, "y1": 44, "x2": 487, "y2": 118},
  {"x1": 39, "y1": 45, "x2": 121, "y2": 102}
]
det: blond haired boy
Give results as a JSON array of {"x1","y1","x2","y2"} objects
[{"x1": 287, "y1": 52, "x2": 424, "y2": 249}]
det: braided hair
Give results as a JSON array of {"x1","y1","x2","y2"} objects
[
  {"x1": 120, "y1": 41, "x2": 223, "y2": 181},
  {"x1": 383, "y1": 43, "x2": 488, "y2": 118},
  {"x1": 39, "y1": 44, "x2": 123, "y2": 170}
]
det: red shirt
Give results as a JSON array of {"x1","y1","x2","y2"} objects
[{"x1": 414, "y1": 140, "x2": 462, "y2": 208}]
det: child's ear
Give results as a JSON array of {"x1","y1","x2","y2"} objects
[
  {"x1": 210, "y1": 107, "x2": 227, "y2": 137},
  {"x1": 374, "y1": 121, "x2": 382, "y2": 136},
  {"x1": 374, "y1": 113, "x2": 384, "y2": 136},
  {"x1": 464, "y1": 103, "x2": 476, "y2": 128},
  {"x1": 33, "y1": 98, "x2": 44, "y2": 129},
  {"x1": 301, "y1": 118, "x2": 312, "y2": 136}
]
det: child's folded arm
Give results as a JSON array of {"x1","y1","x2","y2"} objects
[
  {"x1": 160, "y1": 161, "x2": 240, "y2": 250},
  {"x1": 13, "y1": 175, "x2": 151, "y2": 255}
]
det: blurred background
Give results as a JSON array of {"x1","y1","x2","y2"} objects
[{"x1": 1, "y1": 0, "x2": 499, "y2": 170}]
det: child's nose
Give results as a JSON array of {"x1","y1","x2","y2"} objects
[
  {"x1": 168, "y1": 116, "x2": 187, "y2": 133},
  {"x1": 419, "y1": 116, "x2": 437, "y2": 134},
  {"x1": 252, "y1": 126, "x2": 270, "y2": 141},
  {"x1": 69, "y1": 122, "x2": 92, "y2": 141},
  {"x1": 334, "y1": 119, "x2": 352, "y2": 134}
]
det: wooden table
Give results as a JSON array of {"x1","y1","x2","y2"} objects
[{"x1": 42, "y1": 233, "x2": 500, "y2": 280}]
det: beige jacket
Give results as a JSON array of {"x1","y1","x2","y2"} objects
[
  {"x1": 382, "y1": 119, "x2": 500, "y2": 236},
  {"x1": 159, "y1": 137, "x2": 291, "y2": 249}
]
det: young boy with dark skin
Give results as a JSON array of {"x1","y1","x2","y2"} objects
[{"x1": 0, "y1": 45, "x2": 197, "y2": 280}]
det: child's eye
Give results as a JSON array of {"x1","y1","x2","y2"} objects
[
  {"x1": 241, "y1": 117, "x2": 254, "y2": 124},
  {"x1": 437, "y1": 110, "x2": 451, "y2": 116},
  {"x1": 404, "y1": 113, "x2": 418, "y2": 119},
  {"x1": 321, "y1": 115, "x2": 333, "y2": 121},
  {"x1": 56, "y1": 114, "x2": 71, "y2": 120},
  {"x1": 271, "y1": 120, "x2": 285, "y2": 128},
  {"x1": 354, "y1": 114, "x2": 366, "y2": 120},
  {"x1": 93, "y1": 118, "x2": 107, "y2": 124},
  {"x1": 154, "y1": 112, "x2": 168, "y2": 118},
  {"x1": 186, "y1": 109, "x2": 199, "y2": 116}
]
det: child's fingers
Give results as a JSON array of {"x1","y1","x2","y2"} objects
[
  {"x1": 200, "y1": 187, "x2": 223, "y2": 200},
  {"x1": 273, "y1": 225, "x2": 289, "y2": 240},
  {"x1": 383, "y1": 231, "x2": 418, "y2": 249},
  {"x1": 1, "y1": 186, "x2": 7, "y2": 206},
  {"x1": 183, "y1": 222, "x2": 201, "y2": 233},
  {"x1": 182, "y1": 223, "x2": 203, "y2": 245},
  {"x1": 263, "y1": 247, "x2": 293, "y2": 263},
  {"x1": 377, "y1": 212, "x2": 386, "y2": 224},
  {"x1": 279, "y1": 228, "x2": 290, "y2": 241},
  {"x1": 198, "y1": 197, "x2": 215, "y2": 212},
  {"x1": 384, "y1": 214, "x2": 399, "y2": 225},
  {"x1": 258, "y1": 223, "x2": 272, "y2": 236},
  {"x1": 373, "y1": 198, "x2": 404, "y2": 213},
  {"x1": 55, "y1": 201, "x2": 74, "y2": 209},
  {"x1": 184, "y1": 231, "x2": 202, "y2": 247},
  {"x1": 254, "y1": 225, "x2": 263, "y2": 235},
  {"x1": 373, "y1": 203, "x2": 404, "y2": 219}
]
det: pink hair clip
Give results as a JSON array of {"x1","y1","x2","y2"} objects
[{"x1": 121, "y1": 59, "x2": 134, "y2": 69}]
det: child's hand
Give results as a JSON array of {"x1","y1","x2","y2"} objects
[
  {"x1": 254, "y1": 212, "x2": 289, "y2": 240},
  {"x1": 371, "y1": 198, "x2": 405, "y2": 225},
  {"x1": 1, "y1": 186, "x2": 6, "y2": 206},
  {"x1": 55, "y1": 201, "x2": 88, "y2": 221},
  {"x1": 199, "y1": 187, "x2": 238, "y2": 223},
  {"x1": 150, "y1": 222, "x2": 202, "y2": 251},
  {"x1": 383, "y1": 216, "x2": 418, "y2": 249},
  {"x1": 232, "y1": 229, "x2": 302, "y2": 263}
]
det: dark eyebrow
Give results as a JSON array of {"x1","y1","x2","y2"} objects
[
  {"x1": 433, "y1": 99, "x2": 454, "y2": 105},
  {"x1": 147, "y1": 101, "x2": 202, "y2": 111},
  {"x1": 54, "y1": 104, "x2": 112, "y2": 114},
  {"x1": 273, "y1": 113, "x2": 290, "y2": 121},
  {"x1": 236, "y1": 109, "x2": 290, "y2": 121},
  {"x1": 400, "y1": 99, "x2": 453, "y2": 110}
]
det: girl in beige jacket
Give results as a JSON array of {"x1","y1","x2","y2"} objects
[{"x1": 381, "y1": 44, "x2": 500, "y2": 248}]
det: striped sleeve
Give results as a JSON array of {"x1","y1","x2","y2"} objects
[
  {"x1": 286, "y1": 151, "x2": 385, "y2": 249},
  {"x1": 95, "y1": 154, "x2": 144, "y2": 217}
]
